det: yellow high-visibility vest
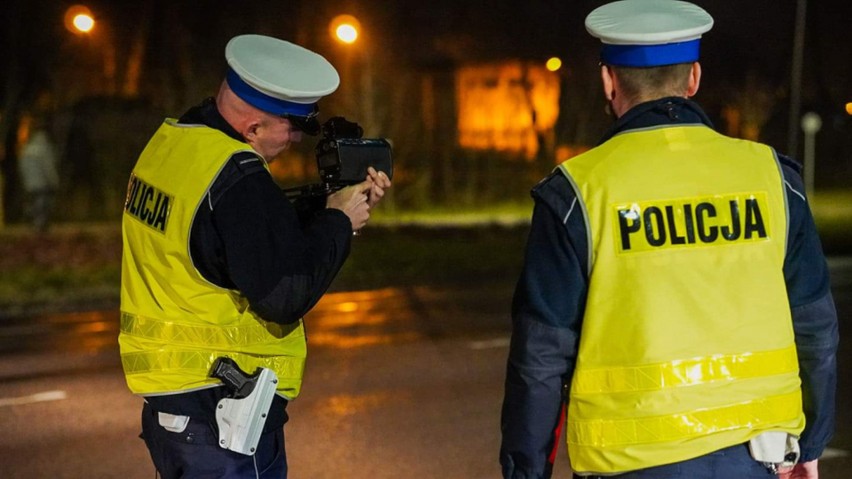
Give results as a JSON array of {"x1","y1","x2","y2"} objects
[
  {"x1": 559, "y1": 124, "x2": 804, "y2": 474},
  {"x1": 119, "y1": 120, "x2": 307, "y2": 399}
]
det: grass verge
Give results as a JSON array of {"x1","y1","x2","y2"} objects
[
  {"x1": 0, "y1": 221, "x2": 530, "y2": 316},
  {"x1": 1, "y1": 190, "x2": 849, "y2": 315}
]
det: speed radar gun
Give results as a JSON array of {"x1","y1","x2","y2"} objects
[
  {"x1": 283, "y1": 117, "x2": 393, "y2": 200},
  {"x1": 209, "y1": 357, "x2": 279, "y2": 455}
]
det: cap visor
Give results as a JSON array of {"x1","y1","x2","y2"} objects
[{"x1": 294, "y1": 117, "x2": 321, "y2": 136}]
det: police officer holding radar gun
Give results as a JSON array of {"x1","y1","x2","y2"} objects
[
  {"x1": 501, "y1": 2, "x2": 837, "y2": 478},
  {"x1": 119, "y1": 34, "x2": 391, "y2": 478}
]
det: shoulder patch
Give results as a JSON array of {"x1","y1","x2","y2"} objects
[
  {"x1": 232, "y1": 152, "x2": 266, "y2": 174},
  {"x1": 206, "y1": 152, "x2": 269, "y2": 208}
]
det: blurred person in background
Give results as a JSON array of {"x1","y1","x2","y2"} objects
[
  {"x1": 500, "y1": 1, "x2": 838, "y2": 478},
  {"x1": 118, "y1": 34, "x2": 390, "y2": 478},
  {"x1": 18, "y1": 116, "x2": 60, "y2": 233}
]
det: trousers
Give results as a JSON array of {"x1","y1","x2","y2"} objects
[
  {"x1": 141, "y1": 402, "x2": 288, "y2": 478},
  {"x1": 573, "y1": 443, "x2": 775, "y2": 479}
]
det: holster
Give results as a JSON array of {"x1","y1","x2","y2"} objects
[
  {"x1": 748, "y1": 431, "x2": 800, "y2": 473},
  {"x1": 209, "y1": 358, "x2": 279, "y2": 456}
]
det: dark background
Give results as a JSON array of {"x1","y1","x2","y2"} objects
[{"x1": 1, "y1": 0, "x2": 850, "y2": 222}]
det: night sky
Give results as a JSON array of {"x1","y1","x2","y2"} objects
[
  {"x1": 2, "y1": 0, "x2": 851, "y2": 169},
  {"x1": 3, "y1": 0, "x2": 850, "y2": 106},
  {"x1": 390, "y1": 0, "x2": 852, "y2": 103}
]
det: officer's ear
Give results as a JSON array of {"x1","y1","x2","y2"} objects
[
  {"x1": 243, "y1": 120, "x2": 262, "y2": 142},
  {"x1": 600, "y1": 64, "x2": 616, "y2": 101},
  {"x1": 686, "y1": 62, "x2": 702, "y2": 97}
]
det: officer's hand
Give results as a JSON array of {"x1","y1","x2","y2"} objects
[
  {"x1": 777, "y1": 459, "x2": 818, "y2": 479},
  {"x1": 327, "y1": 180, "x2": 372, "y2": 231},
  {"x1": 366, "y1": 166, "x2": 391, "y2": 209}
]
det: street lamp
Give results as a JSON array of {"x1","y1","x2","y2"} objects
[
  {"x1": 330, "y1": 15, "x2": 361, "y2": 45},
  {"x1": 73, "y1": 13, "x2": 94, "y2": 33},
  {"x1": 65, "y1": 5, "x2": 95, "y2": 34},
  {"x1": 62, "y1": 5, "x2": 121, "y2": 96},
  {"x1": 787, "y1": 0, "x2": 808, "y2": 157},
  {"x1": 328, "y1": 14, "x2": 375, "y2": 135},
  {"x1": 335, "y1": 24, "x2": 358, "y2": 44},
  {"x1": 545, "y1": 57, "x2": 562, "y2": 72},
  {"x1": 800, "y1": 112, "x2": 822, "y2": 197}
]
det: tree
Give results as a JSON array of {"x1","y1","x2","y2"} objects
[{"x1": 0, "y1": 0, "x2": 26, "y2": 228}]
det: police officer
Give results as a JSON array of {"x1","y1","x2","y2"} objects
[
  {"x1": 119, "y1": 35, "x2": 390, "y2": 478},
  {"x1": 500, "y1": 2, "x2": 837, "y2": 478}
]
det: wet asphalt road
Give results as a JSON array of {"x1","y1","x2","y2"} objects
[{"x1": 0, "y1": 258, "x2": 849, "y2": 478}]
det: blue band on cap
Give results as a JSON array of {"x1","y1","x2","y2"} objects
[
  {"x1": 601, "y1": 39, "x2": 701, "y2": 67},
  {"x1": 226, "y1": 68, "x2": 316, "y2": 116}
]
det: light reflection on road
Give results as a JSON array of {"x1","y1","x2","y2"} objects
[
  {"x1": 306, "y1": 288, "x2": 426, "y2": 349},
  {"x1": 0, "y1": 309, "x2": 119, "y2": 354},
  {"x1": 319, "y1": 391, "x2": 405, "y2": 418},
  {"x1": 1, "y1": 285, "x2": 506, "y2": 354}
]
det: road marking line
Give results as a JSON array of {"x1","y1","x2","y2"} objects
[
  {"x1": 822, "y1": 448, "x2": 850, "y2": 459},
  {"x1": 469, "y1": 337, "x2": 510, "y2": 350},
  {"x1": 0, "y1": 390, "x2": 67, "y2": 407}
]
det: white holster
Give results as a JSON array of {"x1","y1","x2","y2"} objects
[
  {"x1": 215, "y1": 367, "x2": 279, "y2": 456},
  {"x1": 748, "y1": 431, "x2": 800, "y2": 473}
]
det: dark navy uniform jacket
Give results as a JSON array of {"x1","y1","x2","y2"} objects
[
  {"x1": 145, "y1": 98, "x2": 353, "y2": 432},
  {"x1": 500, "y1": 97, "x2": 839, "y2": 478}
]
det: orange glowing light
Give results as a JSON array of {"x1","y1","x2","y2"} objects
[
  {"x1": 65, "y1": 5, "x2": 95, "y2": 34},
  {"x1": 336, "y1": 24, "x2": 358, "y2": 43},
  {"x1": 845, "y1": 102, "x2": 852, "y2": 116},
  {"x1": 336, "y1": 301, "x2": 359, "y2": 313},
  {"x1": 73, "y1": 14, "x2": 95, "y2": 32},
  {"x1": 330, "y1": 15, "x2": 361, "y2": 44},
  {"x1": 456, "y1": 61, "x2": 561, "y2": 160}
]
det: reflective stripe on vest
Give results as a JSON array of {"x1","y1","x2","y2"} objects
[
  {"x1": 121, "y1": 350, "x2": 305, "y2": 381},
  {"x1": 572, "y1": 345, "x2": 798, "y2": 395},
  {"x1": 121, "y1": 312, "x2": 300, "y2": 348},
  {"x1": 568, "y1": 391, "x2": 802, "y2": 447},
  {"x1": 120, "y1": 312, "x2": 307, "y2": 381}
]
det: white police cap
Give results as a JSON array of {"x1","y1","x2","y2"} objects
[
  {"x1": 585, "y1": 0, "x2": 713, "y2": 67},
  {"x1": 225, "y1": 34, "x2": 339, "y2": 131}
]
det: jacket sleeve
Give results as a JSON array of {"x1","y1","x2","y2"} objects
[
  {"x1": 501, "y1": 174, "x2": 587, "y2": 478},
  {"x1": 780, "y1": 160, "x2": 839, "y2": 462},
  {"x1": 211, "y1": 166, "x2": 353, "y2": 324}
]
